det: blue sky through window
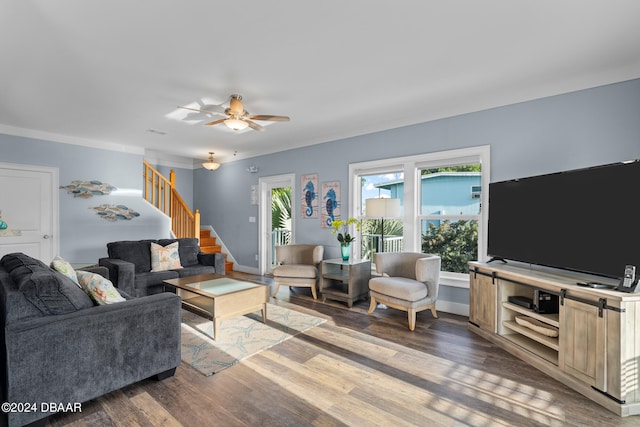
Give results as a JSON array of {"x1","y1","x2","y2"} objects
[{"x1": 361, "y1": 173, "x2": 404, "y2": 212}]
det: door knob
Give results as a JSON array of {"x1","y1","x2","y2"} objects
[{"x1": 43, "y1": 234, "x2": 51, "y2": 239}]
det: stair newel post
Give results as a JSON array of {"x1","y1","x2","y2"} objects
[
  {"x1": 195, "y1": 209, "x2": 201, "y2": 243},
  {"x1": 169, "y1": 169, "x2": 176, "y2": 215}
]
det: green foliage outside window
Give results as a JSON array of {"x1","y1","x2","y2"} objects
[
  {"x1": 421, "y1": 164, "x2": 481, "y2": 175},
  {"x1": 272, "y1": 187, "x2": 292, "y2": 244},
  {"x1": 422, "y1": 220, "x2": 478, "y2": 273}
]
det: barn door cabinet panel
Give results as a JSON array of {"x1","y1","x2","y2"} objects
[
  {"x1": 469, "y1": 269, "x2": 496, "y2": 333},
  {"x1": 559, "y1": 298, "x2": 606, "y2": 390},
  {"x1": 468, "y1": 261, "x2": 640, "y2": 417}
]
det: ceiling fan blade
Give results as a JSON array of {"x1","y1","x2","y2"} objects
[
  {"x1": 249, "y1": 115, "x2": 290, "y2": 122},
  {"x1": 204, "y1": 118, "x2": 227, "y2": 126},
  {"x1": 178, "y1": 106, "x2": 226, "y2": 116},
  {"x1": 246, "y1": 120, "x2": 266, "y2": 132}
]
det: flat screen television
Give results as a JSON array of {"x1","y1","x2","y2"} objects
[{"x1": 487, "y1": 160, "x2": 640, "y2": 280}]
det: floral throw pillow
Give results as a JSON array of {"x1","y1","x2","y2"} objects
[
  {"x1": 150, "y1": 241, "x2": 183, "y2": 272},
  {"x1": 76, "y1": 270, "x2": 126, "y2": 305},
  {"x1": 50, "y1": 256, "x2": 80, "y2": 287}
]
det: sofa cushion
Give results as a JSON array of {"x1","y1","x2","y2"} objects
[
  {"x1": 1, "y1": 253, "x2": 94, "y2": 315},
  {"x1": 77, "y1": 270, "x2": 126, "y2": 304},
  {"x1": 1, "y1": 252, "x2": 47, "y2": 271},
  {"x1": 150, "y1": 242, "x2": 183, "y2": 272},
  {"x1": 176, "y1": 264, "x2": 216, "y2": 277},
  {"x1": 0, "y1": 269, "x2": 44, "y2": 322},
  {"x1": 158, "y1": 238, "x2": 200, "y2": 267},
  {"x1": 135, "y1": 270, "x2": 179, "y2": 291},
  {"x1": 107, "y1": 240, "x2": 155, "y2": 273}
]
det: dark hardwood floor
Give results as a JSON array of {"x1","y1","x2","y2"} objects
[{"x1": 48, "y1": 272, "x2": 639, "y2": 426}]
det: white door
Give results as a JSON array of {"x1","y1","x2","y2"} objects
[
  {"x1": 258, "y1": 174, "x2": 295, "y2": 275},
  {"x1": 0, "y1": 163, "x2": 58, "y2": 262}
]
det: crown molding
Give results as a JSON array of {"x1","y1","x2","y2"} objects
[
  {"x1": 143, "y1": 149, "x2": 199, "y2": 170},
  {"x1": 0, "y1": 124, "x2": 145, "y2": 155}
]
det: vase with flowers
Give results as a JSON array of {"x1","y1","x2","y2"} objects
[{"x1": 330, "y1": 217, "x2": 361, "y2": 261}]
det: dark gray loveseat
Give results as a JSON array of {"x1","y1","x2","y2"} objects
[
  {"x1": 99, "y1": 238, "x2": 226, "y2": 297},
  {"x1": 0, "y1": 253, "x2": 181, "y2": 427}
]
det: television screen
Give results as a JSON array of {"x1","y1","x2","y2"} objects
[{"x1": 487, "y1": 160, "x2": 640, "y2": 280}]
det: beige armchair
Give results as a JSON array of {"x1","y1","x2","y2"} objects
[
  {"x1": 368, "y1": 252, "x2": 441, "y2": 330},
  {"x1": 272, "y1": 244, "x2": 324, "y2": 299}
]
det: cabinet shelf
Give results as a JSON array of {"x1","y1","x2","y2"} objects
[
  {"x1": 501, "y1": 332, "x2": 559, "y2": 365},
  {"x1": 502, "y1": 320, "x2": 559, "y2": 351},
  {"x1": 322, "y1": 273, "x2": 349, "y2": 282},
  {"x1": 502, "y1": 301, "x2": 559, "y2": 328},
  {"x1": 322, "y1": 283, "x2": 349, "y2": 295}
]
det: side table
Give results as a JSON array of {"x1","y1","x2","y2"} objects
[{"x1": 319, "y1": 258, "x2": 371, "y2": 307}]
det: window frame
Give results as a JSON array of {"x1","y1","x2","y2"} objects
[{"x1": 348, "y1": 145, "x2": 490, "y2": 287}]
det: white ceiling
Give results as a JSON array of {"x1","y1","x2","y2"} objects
[{"x1": 1, "y1": 1, "x2": 639, "y2": 167}]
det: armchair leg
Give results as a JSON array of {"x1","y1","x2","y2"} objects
[
  {"x1": 310, "y1": 284, "x2": 317, "y2": 300},
  {"x1": 272, "y1": 283, "x2": 280, "y2": 298},
  {"x1": 368, "y1": 296, "x2": 377, "y2": 314},
  {"x1": 430, "y1": 306, "x2": 438, "y2": 319},
  {"x1": 408, "y1": 309, "x2": 416, "y2": 331}
]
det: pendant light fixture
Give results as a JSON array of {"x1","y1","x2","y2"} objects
[
  {"x1": 202, "y1": 152, "x2": 221, "y2": 171},
  {"x1": 224, "y1": 118, "x2": 249, "y2": 131}
]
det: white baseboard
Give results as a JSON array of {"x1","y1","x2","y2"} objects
[
  {"x1": 232, "y1": 264, "x2": 260, "y2": 275},
  {"x1": 436, "y1": 300, "x2": 469, "y2": 317},
  {"x1": 228, "y1": 262, "x2": 469, "y2": 317}
]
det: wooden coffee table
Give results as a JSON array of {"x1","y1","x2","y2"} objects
[{"x1": 163, "y1": 273, "x2": 269, "y2": 340}]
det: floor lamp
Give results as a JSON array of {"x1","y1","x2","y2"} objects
[{"x1": 365, "y1": 198, "x2": 400, "y2": 253}]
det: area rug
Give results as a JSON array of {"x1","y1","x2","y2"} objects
[{"x1": 181, "y1": 303, "x2": 326, "y2": 376}]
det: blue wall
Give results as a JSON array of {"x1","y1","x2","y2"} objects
[
  {"x1": 1, "y1": 78, "x2": 639, "y2": 270},
  {"x1": 195, "y1": 79, "x2": 640, "y2": 269},
  {"x1": 155, "y1": 164, "x2": 194, "y2": 210},
  {"x1": 0, "y1": 135, "x2": 171, "y2": 262}
]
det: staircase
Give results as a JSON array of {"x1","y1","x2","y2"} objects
[
  {"x1": 143, "y1": 160, "x2": 233, "y2": 272},
  {"x1": 199, "y1": 229, "x2": 233, "y2": 273}
]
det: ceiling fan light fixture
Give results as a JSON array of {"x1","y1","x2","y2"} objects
[
  {"x1": 202, "y1": 152, "x2": 221, "y2": 171},
  {"x1": 224, "y1": 118, "x2": 249, "y2": 131}
]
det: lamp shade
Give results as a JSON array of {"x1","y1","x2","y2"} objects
[
  {"x1": 366, "y1": 198, "x2": 400, "y2": 217},
  {"x1": 202, "y1": 152, "x2": 221, "y2": 171}
]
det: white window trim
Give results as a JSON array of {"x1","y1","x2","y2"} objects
[{"x1": 348, "y1": 145, "x2": 490, "y2": 288}]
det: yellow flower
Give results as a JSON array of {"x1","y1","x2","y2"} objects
[{"x1": 330, "y1": 217, "x2": 361, "y2": 243}]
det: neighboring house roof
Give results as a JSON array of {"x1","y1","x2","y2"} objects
[{"x1": 375, "y1": 172, "x2": 481, "y2": 189}]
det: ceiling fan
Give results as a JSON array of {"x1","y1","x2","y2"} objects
[{"x1": 179, "y1": 94, "x2": 290, "y2": 132}]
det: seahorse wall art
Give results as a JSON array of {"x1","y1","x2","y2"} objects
[
  {"x1": 60, "y1": 180, "x2": 117, "y2": 198},
  {"x1": 301, "y1": 174, "x2": 318, "y2": 219},
  {"x1": 321, "y1": 181, "x2": 340, "y2": 228}
]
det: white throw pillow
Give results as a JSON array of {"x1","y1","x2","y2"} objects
[
  {"x1": 76, "y1": 270, "x2": 126, "y2": 305},
  {"x1": 150, "y1": 241, "x2": 183, "y2": 272},
  {"x1": 50, "y1": 256, "x2": 80, "y2": 287}
]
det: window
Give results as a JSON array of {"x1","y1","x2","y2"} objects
[
  {"x1": 349, "y1": 146, "x2": 490, "y2": 282},
  {"x1": 358, "y1": 171, "x2": 404, "y2": 260},
  {"x1": 419, "y1": 165, "x2": 481, "y2": 274}
]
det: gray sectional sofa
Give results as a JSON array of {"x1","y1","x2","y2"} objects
[
  {"x1": 99, "y1": 238, "x2": 226, "y2": 297},
  {"x1": 0, "y1": 252, "x2": 181, "y2": 427}
]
